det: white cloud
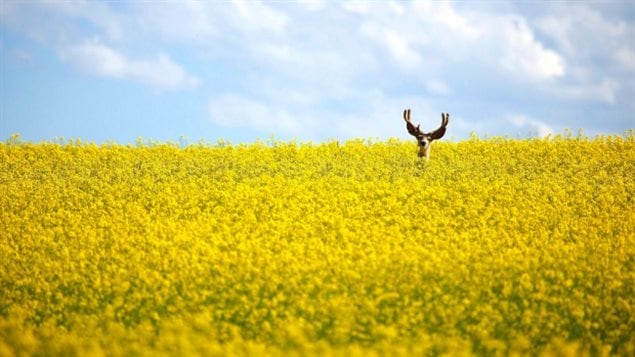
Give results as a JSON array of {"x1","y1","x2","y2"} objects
[
  {"x1": 233, "y1": 0, "x2": 288, "y2": 35},
  {"x1": 208, "y1": 94, "x2": 311, "y2": 136},
  {"x1": 425, "y1": 80, "x2": 450, "y2": 95},
  {"x1": 60, "y1": 42, "x2": 200, "y2": 91},
  {"x1": 7, "y1": 48, "x2": 35, "y2": 67},
  {"x1": 342, "y1": 1, "x2": 370, "y2": 14},
  {"x1": 537, "y1": 6, "x2": 628, "y2": 59},
  {"x1": 508, "y1": 115, "x2": 554, "y2": 137},
  {"x1": 360, "y1": 24, "x2": 421, "y2": 68},
  {"x1": 387, "y1": 1, "x2": 405, "y2": 16},
  {"x1": 60, "y1": 43, "x2": 127, "y2": 77},
  {"x1": 41, "y1": 0, "x2": 124, "y2": 41},
  {"x1": 297, "y1": 0, "x2": 326, "y2": 12},
  {"x1": 413, "y1": 1, "x2": 481, "y2": 40},
  {"x1": 451, "y1": 117, "x2": 487, "y2": 137},
  {"x1": 332, "y1": 93, "x2": 438, "y2": 140},
  {"x1": 132, "y1": 1, "x2": 216, "y2": 43},
  {"x1": 534, "y1": 5, "x2": 632, "y2": 103},
  {"x1": 559, "y1": 78, "x2": 619, "y2": 105},
  {"x1": 208, "y1": 91, "x2": 439, "y2": 142},
  {"x1": 615, "y1": 48, "x2": 635, "y2": 73},
  {"x1": 130, "y1": 0, "x2": 288, "y2": 49},
  {"x1": 359, "y1": 2, "x2": 564, "y2": 80},
  {"x1": 0, "y1": 0, "x2": 123, "y2": 43},
  {"x1": 3, "y1": 1, "x2": 633, "y2": 141},
  {"x1": 499, "y1": 18, "x2": 565, "y2": 80}
]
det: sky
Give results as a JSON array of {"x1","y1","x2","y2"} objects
[{"x1": 1, "y1": 0, "x2": 634, "y2": 144}]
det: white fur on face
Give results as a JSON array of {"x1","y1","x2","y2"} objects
[
  {"x1": 418, "y1": 137, "x2": 431, "y2": 158},
  {"x1": 417, "y1": 135, "x2": 431, "y2": 149}
]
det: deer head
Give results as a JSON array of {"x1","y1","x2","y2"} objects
[{"x1": 403, "y1": 109, "x2": 449, "y2": 159}]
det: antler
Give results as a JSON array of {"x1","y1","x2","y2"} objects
[
  {"x1": 403, "y1": 109, "x2": 450, "y2": 159},
  {"x1": 428, "y1": 113, "x2": 449, "y2": 140},
  {"x1": 403, "y1": 109, "x2": 423, "y2": 137}
]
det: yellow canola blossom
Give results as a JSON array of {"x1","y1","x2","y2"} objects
[{"x1": 1, "y1": 134, "x2": 634, "y2": 356}]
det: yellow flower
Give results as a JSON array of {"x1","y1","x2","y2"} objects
[{"x1": 0, "y1": 134, "x2": 633, "y2": 355}]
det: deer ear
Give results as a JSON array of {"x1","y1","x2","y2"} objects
[
  {"x1": 406, "y1": 121, "x2": 418, "y2": 136},
  {"x1": 428, "y1": 113, "x2": 448, "y2": 140}
]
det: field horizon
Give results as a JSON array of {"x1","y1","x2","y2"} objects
[
  {"x1": 5, "y1": 128, "x2": 634, "y2": 147},
  {"x1": 1, "y1": 134, "x2": 634, "y2": 355}
]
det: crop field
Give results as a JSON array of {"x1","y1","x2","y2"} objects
[{"x1": 1, "y1": 133, "x2": 634, "y2": 356}]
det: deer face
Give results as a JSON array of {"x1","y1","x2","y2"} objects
[
  {"x1": 403, "y1": 110, "x2": 449, "y2": 159},
  {"x1": 416, "y1": 134, "x2": 432, "y2": 158}
]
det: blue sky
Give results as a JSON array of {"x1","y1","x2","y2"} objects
[{"x1": 1, "y1": 0, "x2": 634, "y2": 144}]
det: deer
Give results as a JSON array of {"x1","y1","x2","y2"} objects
[{"x1": 403, "y1": 109, "x2": 449, "y2": 159}]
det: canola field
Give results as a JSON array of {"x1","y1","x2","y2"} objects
[{"x1": 1, "y1": 133, "x2": 634, "y2": 356}]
